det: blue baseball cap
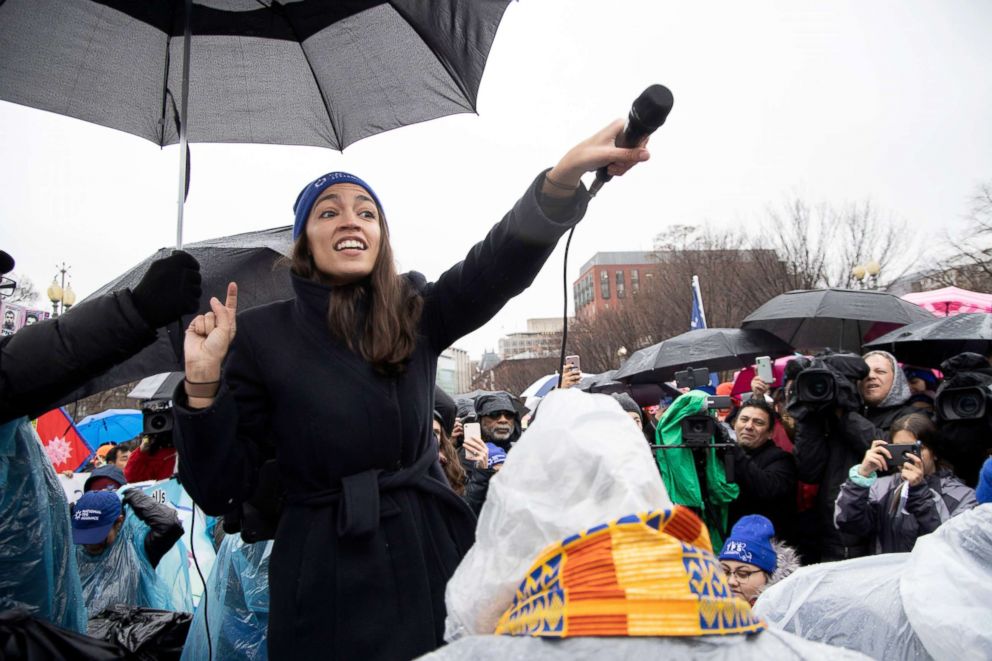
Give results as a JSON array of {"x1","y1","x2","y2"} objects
[
  {"x1": 71, "y1": 490, "x2": 122, "y2": 545},
  {"x1": 292, "y1": 171, "x2": 383, "y2": 240}
]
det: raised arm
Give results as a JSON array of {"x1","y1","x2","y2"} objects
[{"x1": 422, "y1": 120, "x2": 650, "y2": 351}]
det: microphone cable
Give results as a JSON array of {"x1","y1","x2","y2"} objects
[
  {"x1": 188, "y1": 504, "x2": 213, "y2": 661},
  {"x1": 557, "y1": 226, "x2": 577, "y2": 388}
]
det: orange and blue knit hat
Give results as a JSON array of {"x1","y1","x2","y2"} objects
[{"x1": 495, "y1": 506, "x2": 764, "y2": 638}]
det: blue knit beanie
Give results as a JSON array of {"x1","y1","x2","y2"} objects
[
  {"x1": 719, "y1": 514, "x2": 777, "y2": 573},
  {"x1": 486, "y1": 442, "x2": 507, "y2": 469},
  {"x1": 977, "y1": 457, "x2": 992, "y2": 505},
  {"x1": 292, "y1": 172, "x2": 384, "y2": 240}
]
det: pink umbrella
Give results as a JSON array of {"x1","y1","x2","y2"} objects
[{"x1": 902, "y1": 287, "x2": 992, "y2": 317}]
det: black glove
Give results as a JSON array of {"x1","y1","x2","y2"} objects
[{"x1": 131, "y1": 251, "x2": 202, "y2": 329}]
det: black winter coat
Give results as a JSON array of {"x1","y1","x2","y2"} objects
[
  {"x1": 727, "y1": 441, "x2": 797, "y2": 542},
  {"x1": 0, "y1": 291, "x2": 155, "y2": 423},
  {"x1": 173, "y1": 174, "x2": 589, "y2": 660}
]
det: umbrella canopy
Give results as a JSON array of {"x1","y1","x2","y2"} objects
[
  {"x1": 742, "y1": 288, "x2": 934, "y2": 352},
  {"x1": 75, "y1": 408, "x2": 143, "y2": 446},
  {"x1": 0, "y1": 0, "x2": 512, "y2": 150},
  {"x1": 902, "y1": 287, "x2": 992, "y2": 317},
  {"x1": 52, "y1": 226, "x2": 295, "y2": 407},
  {"x1": 614, "y1": 328, "x2": 794, "y2": 385},
  {"x1": 863, "y1": 313, "x2": 992, "y2": 368}
]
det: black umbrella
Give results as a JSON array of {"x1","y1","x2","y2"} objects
[
  {"x1": 0, "y1": 0, "x2": 510, "y2": 151},
  {"x1": 742, "y1": 288, "x2": 934, "y2": 353},
  {"x1": 53, "y1": 226, "x2": 295, "y2": 406},
  {"x1": 0, "y1": 0, "x2": 512, "y2": 245},
  {"x1": 577, "y1": 370, "x2": 620, "y2": 393},
  {"x1": 614, "y1": 328, "x2": 793, "y2": 384},
  {"x1": 863, "y1": 313, "x2": 992, "y2": 368}
]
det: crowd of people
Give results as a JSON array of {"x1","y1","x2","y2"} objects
[{"x1": 1, "y1": 115, "x2": 990, "y2": 660}]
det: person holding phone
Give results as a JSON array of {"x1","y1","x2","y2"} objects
[{"x1": 834, "y1": 413, "x2": 976, "y2": 554}]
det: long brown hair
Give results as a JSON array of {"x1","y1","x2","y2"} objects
[
  {"x1": 291, "y1": 207, "x2": 423, "y2": 375},
  {"x1": 436, "y1": 424, "x2": 467, "y2": 496}
]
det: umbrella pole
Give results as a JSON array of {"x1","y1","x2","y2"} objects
[{"x1": 175, "y1": 0, "x2": 193, "y2": 250}]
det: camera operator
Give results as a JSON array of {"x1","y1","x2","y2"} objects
[
  {"x1": 933, "y1": 352, "x2": 992, "y2": 488},
  {"x1": 727, "y1": 398, "x2": 798, "y2": 545},
  {"x1": 790, "y1": 351, "x2": 915, "y2": 562},
  {"x1": 124, "y1": 400, "x2": 179, "y2": 483},
  {"x1": 655, "y1": 390, "x2": 739, "y2": 546}
]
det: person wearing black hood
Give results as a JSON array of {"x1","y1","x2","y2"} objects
[{"x1": 463, "y1": 392, "x2": 521, "y2": 515}]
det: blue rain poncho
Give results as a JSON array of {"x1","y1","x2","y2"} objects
[
  {"x1": 0, "y1": 417, "x2": 86, "y2": 632},
  {"x1": 76, "y1": 500, "x2": 176, "y2": 618},
  {"x1": 182, "y1": 535, "x2": 272, "y2": 660}
]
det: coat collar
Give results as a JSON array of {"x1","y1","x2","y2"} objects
[{"x1": 291, "y1": 272, "x2": 370, "y2": 324}]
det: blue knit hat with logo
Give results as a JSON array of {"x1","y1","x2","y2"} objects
[
  {"x1": 292, "y1": 172, "x2": 384, "y2": 240},
  {"x1": 719, "y1": 514, "x2": 777, "y2": 573},
  {"x1": 486, "y1": 442, "x2": 507, "y2": 469}
]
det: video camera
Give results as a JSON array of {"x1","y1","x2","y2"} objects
[
  {"x1": 789, "y1": 353, "x2": 867, "y2": 416},
  {"x1": 936, "y1": 384, "x2": 992, "y2": 421},
  {"x1": 679, "y1": 395, "x2": 733, "y2": 448},
  {"x1": 141, "y1": 399, "x2": 175, "y2": 449}
]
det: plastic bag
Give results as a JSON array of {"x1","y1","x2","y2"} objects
[
  {"x1": 182, "y1": 534, "x2": 272, "y2": 661},
  {"x1": 753, "y1": 553, "x2": 929, "y2": 659},
  {"x1": 417, "y1": 627, "x2": 869, "y2": 660},
  {"x1": 444, "y1": 389, "x2": 672, "y2": 640},
  {"x1": 0, "y1": 417, "x2": 86, "y2": 633},
  {"x1": 77, "y1": 505, "x2": 176, "y2": 618},
  {"x1": 89, "y1": 604, "x2": 192, "y2": 660},
  {"x1": 900, "y1": 504, "x2": 992, "y2": 660},
  {"x1": 0, "y1": 598, "x2": 125, "y2": 659}
]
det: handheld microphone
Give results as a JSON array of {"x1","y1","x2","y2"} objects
[{"x1": 589, "y1": 84, "x2": 674, "y2": 197}]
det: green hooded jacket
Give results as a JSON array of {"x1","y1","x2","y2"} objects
[{"x1": 654, "y1": 390, "x2": 739, "y2": 547}]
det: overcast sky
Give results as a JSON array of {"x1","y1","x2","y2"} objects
[{"x1": 2, "y1": 0, "x2": 991, "y2": 359}]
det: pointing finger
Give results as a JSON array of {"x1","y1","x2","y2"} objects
[{"x1": 225, "y1": 282, "x2": 238, "y2": 314}]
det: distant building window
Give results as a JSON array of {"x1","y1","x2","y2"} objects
[
  {"x1": 631, "y1": 269, "x2": 639, "y2": 293},
  {"x1": 616, "y1": 271, "x2": 625, "y2": 299},
  {"x1": 600, "y1": 270, "x2": 611, "y2": 299}
]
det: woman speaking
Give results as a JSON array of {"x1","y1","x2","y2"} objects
[{"x1": 174, "y1": 120, "x2": 651, "y2": 659}]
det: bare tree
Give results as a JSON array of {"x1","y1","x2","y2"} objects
[
  {"x1": 938, "y1": 181, "x2": 992, "y2": 290},
  {"x1": 6, "y1": 273, "x2": 40, "y2": 306}
]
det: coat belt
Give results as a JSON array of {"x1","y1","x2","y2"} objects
[{"x1": 283, "y1": 449, "x2": 441, "y2": 538}]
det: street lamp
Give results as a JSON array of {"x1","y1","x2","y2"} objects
[
  {"x1": 47, "y1": 262, "x2": 76, "y2": 317},
  {"x1": 851, "y1": 260, "x2": 882, "y2": 290},
  {"x1": 617, "y1": 345, "x2": 628, "y2": 367}
]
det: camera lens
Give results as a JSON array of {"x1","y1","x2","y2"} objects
[
  {"x1": 689, "y1": 420, "x2": 707, "y2": 434},
  {"x1": 952, "y1": 393, "x2": 981, "y2": 418},
  {"x1": 807, "y1": 376, "x2": 829, "y2": 398},
  {"x1": 150, "y1": 414, "x2": 168, "y2": 430}
]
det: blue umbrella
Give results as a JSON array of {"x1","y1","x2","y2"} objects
[{"x1": 75, "y1": 409, "x2": 143, "y2": 448}]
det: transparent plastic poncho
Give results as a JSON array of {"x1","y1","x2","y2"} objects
[
  {"x1": 444, "y1": 389, "x2": 672, "y2": 640},
  {"x1": 181, "y1": 535, "x2": 272, "y2": 660},
  {"x1": 76, "y1": 503, "x2": 176, "y2": 619},
  {"x1": 753, "y1": 504, "x2": 992, "y2": 660},
  {"x1": 0, "y1": 417, "x2": 86, "y2": 632}
]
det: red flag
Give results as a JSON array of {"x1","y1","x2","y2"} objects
[{"x1": 35, "y1": 408, "x2": 90, "y2": 472}]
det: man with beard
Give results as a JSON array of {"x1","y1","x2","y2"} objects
[
  {"x1": 463, "y1": 392, "x2": 521, "y2": 514},
  {"x1": 727, "y1": 399, "x2": 797, "y2": 544}
]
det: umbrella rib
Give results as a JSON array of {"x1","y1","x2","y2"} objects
[
  {"x1": 387, "y1": 2, "x2": 476, "y2": 112},
  {"x1": 272, "y1": 5, "x2": 342, "y2": 150}
]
